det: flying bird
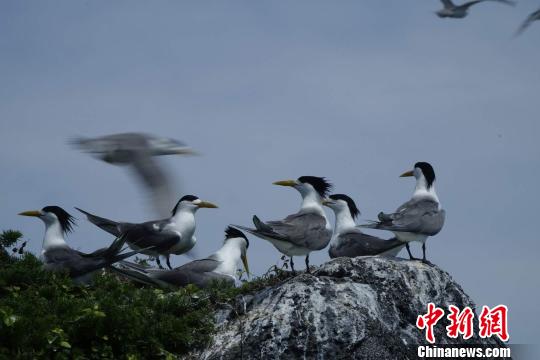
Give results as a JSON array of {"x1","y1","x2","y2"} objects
[
  {"x1": 516, "y1": 7, "x2": 540, "y2": 35},
  {"x1": 323, "y1": 194, "x2": 406, "y2": 258},
  {"x1": 360, "y1": 162, "x2": 445, "y2": 262},
  {"x1": 71, "y1": 132, "x2": 196, "y2": 218},
  {"x1": 18, "y1": 206, "x2": 142, "y2": 283},
  {"x1": 76, "y1": 195, "x2": 218, "y2": 269},
  {"x1": 435, "y1": 0, "x2": 515, "y2": 19},
  {"x1": 113, "y1": 227, "x2": 250, "y2": 289},
  {"x1": 233, "y1": 176, "x2": 333, "y2": 274}
]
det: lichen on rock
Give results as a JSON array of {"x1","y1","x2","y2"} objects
[{"x1": 196, "y1": 256, "x2": 508, "y2": 360}]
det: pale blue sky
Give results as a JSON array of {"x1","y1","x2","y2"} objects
[{"x1": 1, "y1": 0, "x2": 539, "y2": 345}]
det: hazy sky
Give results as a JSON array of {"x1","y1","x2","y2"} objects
[{"x1": 1, "y1": 0, "x2": 538, "y2": 345}]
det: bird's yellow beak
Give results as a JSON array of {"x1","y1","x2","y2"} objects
[
  {"x1": 273, "y1": 179, "x2": 297, "y2": 187},
  {"x1": 197, "y1": 201, "x2": 218, "y2": 209},
  {"x1": 18, "y1": 210, "x2": 42, "y2": 217},
  {"x1": 399, "y1": 170, "x2": 414, "y2": 178},
  {"x1": 241, "y1": 254, "x2": 250, "y2": 277}
]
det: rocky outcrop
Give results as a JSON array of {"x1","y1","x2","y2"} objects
[{"x1": 197, "y1": 257, "x2": 508, "y2": 359}]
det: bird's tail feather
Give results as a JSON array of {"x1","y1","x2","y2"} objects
[
  {"x1": 111, "y1": 266, "x2": 159, "y2": 287},
  {"x1": 230, "y1": 224, "x2": 256, "y2": 233},
  {"x1": 380, "y1": 238, "x2": 406, "y2": 257},
  {"x1": 75, "y1": 207, "x2": 121, "y2": 236},
  {"x1": 253, "y1": 215, "x2": 273, "y2": 232}
]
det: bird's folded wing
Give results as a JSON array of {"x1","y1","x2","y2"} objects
[
  {"x1": 124, "y1": 223, "x2": 180, "y2": 251},
  {"x1": 338, "y1": 231, "x2": 403, "y2": 256},
  {"x1": 44, "y1": 248, "x2": 107, "y2": 278},
  {"x1": 266, "y1": 212, "x2": 328, "y2": 247},
  {"x1": 153, "y1": 258, "x2": 224, "y2": 287},
  {"x1": 363, "y1": 199, "x2": 445, "y2": 235}
]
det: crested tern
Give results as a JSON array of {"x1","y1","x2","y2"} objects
[
  {"x1": 323, "y1": 194, "x2": 405, "y2": 258},
  {"x1": 435, "y1": 0, "x2": 515, "y2": 19},
  {"x1": 113, "y1": 227, "x2": 250, "y2": 289},
  {"x1": 18, "y1": 206, "x2": 142, "y2": 283},
  {"x1": 76, "y1": 195, "x2": 218, "y2": 269},
  {"x1": 516, "y1": 7, "x2": 540, "y2": 36},
  {"x1": 71, "y1": 132, "x2": 196, "y2": 218},
  {"x1": 233, "y1": 176, "x2": 333, "y2": 274},
  {"x1": 360, "y1": 162, "x2": 445, "y2": 261}
]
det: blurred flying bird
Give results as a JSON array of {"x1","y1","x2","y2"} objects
[
  {"x1": 435, "y1": 0, "x2": 515, "y2": 19},
  {"x1": 76, "y1": 195, "x2": 218, "y2": 269},
  {"x1": 18, "y1": 206, "x2": 142, "y2": 283},
  {"x1": 360, "y1": 162, "x2": 445, "y2": 262},
  {"x1": 71, "y1": 132, "x2": 196, "y2": 218},
  {"x1": 113, "y1": 227, "x2": 250, "y2": 289},
  {"x1": 516, "y1": 7, "x2": 540, "y2": 35},
  {"x1": 323, "y1": 194, "x2": 405, "y2": 258},
  {"x1": 233, "y1": 176, "x2": 333, "y2": 274}
]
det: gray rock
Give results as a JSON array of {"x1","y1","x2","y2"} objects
[{"x1": 196, "y1": 257, "x2": 508, "y2": 360}]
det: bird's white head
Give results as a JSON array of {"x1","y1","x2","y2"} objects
[
  {"x1": 170, "y1": 195, "x2": 218, "y2": 216},
  {"x1": 323, "y1": 194, "x2": 361, "y2": 218},
  {"x1": 273, "y1": 176, "x2": 332, "y2": 214},
  {"x1": 400, "y1": 162, "x2": 440, "y2": 203},
  {"x1": 19, "y1": 206, "x2": 76, "y2": 234},
  {"x1": 18, "y1": 206, "x2": 75, "y2": 250},
  {"x1": 223, "y1": 226, "x2": 250, "y2": 276},
  {"x1": 323, "y1": 194, "x2": 360, "y2": 232}
]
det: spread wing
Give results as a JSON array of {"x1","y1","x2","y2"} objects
[
  {"x1": 441, "y1": 0, "x2": 455, "y2": 9},
  {"x1": 129, "y1": 151, "x2": 175, "y2": 218},
  {"x1": 461, "y1": 0, "x2": 514, "y2": 10},
  {"x1": 361, "y1": 199, "x2": 445, "y2": 236},
  {"x1": 516, "y1": 8, "x2": 540, "y2": 36}
]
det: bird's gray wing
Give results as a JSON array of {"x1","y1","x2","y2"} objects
[
  {"x1": 461, "y1": 0, "x2": 514, "y2": 10},
  {"x1": 516, "y1": 8, "x2": 540, "y2": 36},
  {"x1": 362, "y1": 199, "x2": 445, "y2": 236},
  {"x1": 330, "y1": 231, "x2": 404, "y2": 258},
  {"x1": 129, "y1": 151, "x2": 175, "y2": 218},
  {"x1": 152, "y1": 258, "x2": 231, "y2": 288},
  {"x1": 122, "y1": 221, "x2": 181, "y2": 253},
  {"x1": 265, "y1": 211, "x2": 331, "y2": 249},
  {"x1": 44, "y1": 248, "x2": 108, "y2": 278},
  {"x1": 441, "y1": 0, "x2": 455, "y2": 9}
]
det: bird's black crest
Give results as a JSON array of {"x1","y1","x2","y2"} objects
[
  {"x1": 42, "y1": 206, "x2": 76, "y2": 234},
  {"x1": 414, "y1": 162, "x2": 436, "y2": 188},
  {"x1": 298, "y1": 176, "x2": 332, "y2": 197},
  {"x1": 171, "y1": 195, "x2": 200, "y2": 215},
  {"x1": 329, "y1": 194, "x2": 361, "y2": 219},
  {"x1": 225, "y1": 226, "x2": 249, "y2": 248}
]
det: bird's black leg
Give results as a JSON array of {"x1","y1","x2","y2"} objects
[
  {"x1": 166, "y1": 255, "x2": 173, "y2": 270},
  {"x1": 290, "y1": 257, "x2": 296, "y2": 275},
  {"x1": 406, "y1": 244, "x2": 417, "y2": 260},
  {"x1": 156, "y1": 257, "x2": 164, "y2": 269},
  {"x1": 422, "y1": 243, "x2": 428, "y2": 263},
  {"x1": 305, "y1": 255, "x2": 310, "y2": 274}
]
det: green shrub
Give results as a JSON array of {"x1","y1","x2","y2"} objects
[
  {"x1": 0, "y1": 231, "x2": 214, "y2": 359},
  {"x1": 0, "y1": 230, "x2": 290, "y2": 359}
]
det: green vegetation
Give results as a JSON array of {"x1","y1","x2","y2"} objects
[{"x1": 0, "y1": 230, "x2": 289, "y2": 359}]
